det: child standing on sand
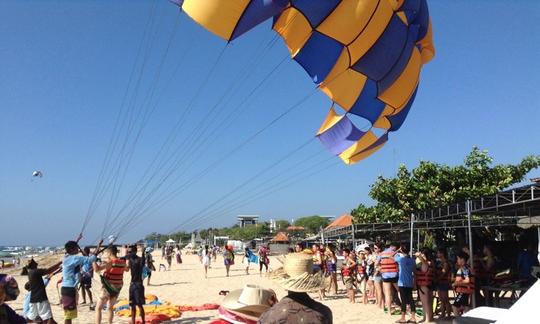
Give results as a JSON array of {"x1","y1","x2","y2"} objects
[
  {"x1": 223, "y1": 245, "x2": 234, "y2": 277},
  {"x1": 126, "y1": 245, "x2": 145, "y2": 324}
]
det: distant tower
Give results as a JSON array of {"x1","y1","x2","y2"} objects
[
  {"x1": 269, "y1": 219, "x2": 276, "y2": 233},
  {"x1": 237, "y1": 215, "x2": 259, "y2": 228}
]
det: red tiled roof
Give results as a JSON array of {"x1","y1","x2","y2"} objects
[
  {"x1": 325, "y1": 214, "x2": 353, "y2": 229},
  {"x1": 271, "y1": 231, "x2": 289, "y2": 242}
]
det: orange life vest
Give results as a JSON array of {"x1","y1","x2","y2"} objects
[
  {"x1": 379, "y1": 250, "x2": 398, "y2": 274},
  {"x1": 415, "y1": 262, "x2": 435, "y2": 287},
  {"x1": 435, "y1": 260, "x2": 451, "y2": 284},
  {"x1": 104, "y1": 258, "x2": 126, "y2": 286},
  {"x1": 455, "y1": 267, "x2": 475, "y2": 294}
]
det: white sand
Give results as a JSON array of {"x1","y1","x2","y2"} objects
[{"x1": 7, "y1": 254, "x2": 417, "y2": 323}]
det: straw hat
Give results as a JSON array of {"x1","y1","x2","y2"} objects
[
  {"x1": 269, "y1": 253, "x2": 328, "y2": 292},
  {"x1": 221, "y1": 284, "x2": 276, "y2": 318}
]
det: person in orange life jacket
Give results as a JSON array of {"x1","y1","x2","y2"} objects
[
  {"x1": 342, "y1": 249, "x2": 357, "y2": 303},
  {"x1": 356, "y1": 251, "x2": 369, "y2": 304},
  {"x1": 435, "y1": 248, "x2": 452, "y2": 319},
  {"x1": 452, "y1": 251, "x2": 474, "y2": 316},
  {"x1": 394, "y1": 244, "x2": 416, "y2": 324},
  {"x1": 93, "y1": 246, "x2": 127, "y2": 324},
  {"x1": 415, "y1": 248, "x2": 435, "y2": 323},
  {"x1": 376, "y1": 242, "x2": 401, "y2": 316}
]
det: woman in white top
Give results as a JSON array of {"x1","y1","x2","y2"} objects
[{"x1": 202, "y1": 245, "x2": 211, "y2": 278}]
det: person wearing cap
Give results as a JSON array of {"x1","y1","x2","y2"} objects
[
  {"x1": 219, "y1": 284, "x2": 277, "y2": 323},
  {"x1": 0, "y1": 274, "x2": 26, "y2": 323},
  {"x1": 62, "y1": 238, "x2": 101, "y2": 324},
  {"x1": 259, "y1": 253, "x2": 333, "y2": 324}
]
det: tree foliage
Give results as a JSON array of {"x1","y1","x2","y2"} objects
[
  {"x1": 275, "y1": 220, "x2": 291, "y2": 230},
  {"x1": 352, "y1": 147, "x2": 540, "y2": 223},
  {"x1": 293, "y1": 215, "x2": 330, "y2": 234}
]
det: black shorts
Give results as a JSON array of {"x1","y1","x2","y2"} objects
[
  {"x1": 454, "y1": 293, "x2": 470, "y2": 308},
  {"x1": 81, "y1": 274, "x2": 92, "y2": 289},
  {"x1": 382, "y1": 277, "x2": 398, "y2": 283},
  {"x1": 129, "y1": 282, "x2": 145, "y2": 306}
]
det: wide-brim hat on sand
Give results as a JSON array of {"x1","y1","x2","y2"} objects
[
  {"x1": 221, "y1": 284, "x2": 276, "y2": 319},
  {"x1": 268, "y1": 253, "x2": 328, "y2": 292}
]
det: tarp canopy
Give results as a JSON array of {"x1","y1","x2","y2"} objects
[
  {"x1": 325, "y1": 214, "x2": 353, "y2": 230},
  {"x1": 271, "y1": 232, "x2": 289, "y2": 243},
  {"x1": 165, "y1": 239, "x2": 176, "y2": 243}
]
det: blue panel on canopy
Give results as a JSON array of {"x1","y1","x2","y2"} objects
[
  {"x1": 294, "y1": 31, "x2": 343, "y2": 84},
  {"x1": 377, "y1": 24, "x2": 419, "y2": 94},
  {"x1": 400, "y1": 0, "x2": 421, "y2": 23},
  {"x1": 232, "y1": 0, "x2": 289, "y2": 40},
  {"x1": 351, "y1": 15, "x2": 408, "y2": 81},
  {"x1": 348, "y1": 79, "x2": 386, "y2": 125},
  {"x1": 388, "y1": 87, "x2": 417, "y2": 131},
  {"x1": 291, "y1": 0, "x2": 341, "y2": 27},
  {"x1": 411, "y1": 0, "x2": 429, "y2": 40},
  {"x1": 317, "y1": 116, "x2": 365, "y2": 155}
]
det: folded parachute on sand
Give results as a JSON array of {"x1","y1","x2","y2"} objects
[{"x1": 172, "y1": 0, "x2": 435, "y2": 164}]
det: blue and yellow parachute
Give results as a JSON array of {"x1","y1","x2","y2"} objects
[{"x1": 174, "y1": 0, "x2": 434, "y2": 164}]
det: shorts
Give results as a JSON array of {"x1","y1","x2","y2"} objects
[
  {"x1": 81, "y1": 274, "x2": 92, "y2": 289},
  {"x1": 454, "y1": 293, "x2": 470, "y2": 308},
  {"x1": 437, "y1": 282, "x2": 451, "y2": 291},
  {"x1": 327, "y1": 263, "x2": 337, "y2": 273},
  {"x1": 344, "y1": 276, "x2": 355, "y2": 289},
  {"x1": 27, "y1": 300, "x2": 53, "y2": 321},
  {"x1": 312, "y1": 264, "x2": 322, "y2": 273},
  {"x1": 373, "y1": 275, "x2": 383, "y2": 283},
  {"x1": 224, "y1": 259, "x2": 234, "y2": 266},
  {"x1": 382, "y1": 277, "x2": 398, "y2": 283},
  {"x1": 61, "y1": 287, "x2": 78, "y2": 320},
  {"x1": 129, "y1": 282, "x2": 145, "y2": 306},
  {"x1": 101, "y1": 284, "x2": 123, "y2": 300}
]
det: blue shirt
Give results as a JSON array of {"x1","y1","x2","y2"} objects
[
  {"x1": 62, "y1": 254, "x2": 96, "y2": 288},
  {"x1": 394, "y1": 254, "x2": 415, "y2": 287},
  {"x1": 377, "y1": 248, "x2": 398, "y2": 279}
]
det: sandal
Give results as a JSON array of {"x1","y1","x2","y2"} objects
[
  {"x1": 407, "y1": 320, "x2": 417, "y2": 323},
  {"x1": 395, "y1": 320, "x2": 407, "y2": 323}
]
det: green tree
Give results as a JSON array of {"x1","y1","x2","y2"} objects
[
  {"x1": 294, "y1": 216, "x2": 330, "y2": 234},
  {"x1": 275, "y1": 220, "x2": 290, "y2": 230},
  {"x1": 353, "y1": 147, "x2": 540, "y2": 223}
]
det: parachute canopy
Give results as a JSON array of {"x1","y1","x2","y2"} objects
[
  {"x1": 174, "y1": 0, "x2": 434, "y2": 164},
  {"x1": 32, "y1": 171, "x2": 43, "y2": 178}
]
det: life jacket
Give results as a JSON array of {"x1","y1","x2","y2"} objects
[
  {"x1": 415, "y1": 262, "x2": 435, "y2": 287},
  {"x1": 435, "y1": 260, "x2": 451, "y2": 284},
  {"x1": 379, "y1": 250, "x2": 398, "y2": 274},
  {"x1": 455, "y1": 266, "x2": 475, "y2": 294},
  {"x1": 342, "y1": 259, "x2": 354, "y2": 277},
  {"x1": 357, "y1": 260, "x2": 366, "y2": 274},
  {"x1": 104, "y1": 258, "x2": 126, "y2": 286}
]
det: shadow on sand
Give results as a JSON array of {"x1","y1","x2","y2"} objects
[{"x1": 149, "y1": 281, "x2": 189, "y2": 287}]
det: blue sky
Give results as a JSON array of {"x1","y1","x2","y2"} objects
[{"x1": 1, "y1": 0, "x2": 539, "y2": 245}]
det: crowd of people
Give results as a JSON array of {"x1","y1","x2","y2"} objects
[{"x1": 288, "y1": 240, "x2": 539, "y2": 323}]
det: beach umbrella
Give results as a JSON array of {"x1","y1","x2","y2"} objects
[{"x1": 172, "y1": 0, "x2": 435, "y2": 164}]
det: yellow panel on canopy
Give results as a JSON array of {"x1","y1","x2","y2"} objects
[
  {"x1": 345, "y1": 138, "x2": 387, "y2": 164},
  {"x1": 378, "y1": 47, "x2": 421, "y2": 109},
  {"x1": 317, "y1": 0, "x2": 379, "y2": 45},
  {"x1": 338, "y1": 131, "x2": 378, "y2": 161},
  {"x1": 182, "y1": 0, "x2": 250, "y2": 40},
  {"x1": 320, "y1": 50, "x2": 367, "y2": 109},
  {"x1": 316, "y1": 106, "x2": 344, "y2": 135},
  {"x1": 273, "y1": 7, "x2": 312, "y2": 57},
  {"x1": 346, "y1": 0, "x2": 393, "y2": 64}
]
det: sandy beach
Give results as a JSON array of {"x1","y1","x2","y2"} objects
[{"x1": 6, "y1": 253, "x2": 410, "y2": 324}]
